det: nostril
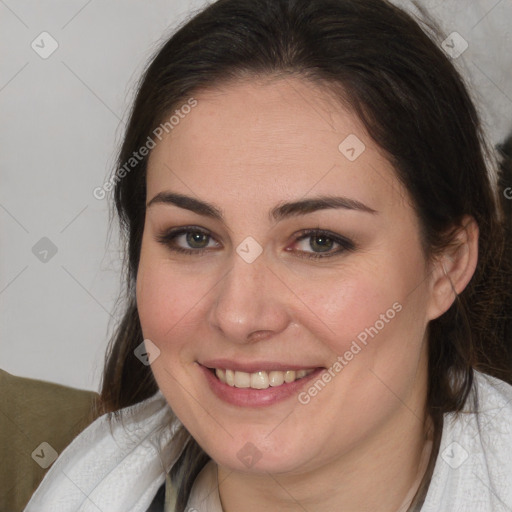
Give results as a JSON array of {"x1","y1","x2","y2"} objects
[{"x1": 247, "y1": 330, "x2": 273, "y2": 342}]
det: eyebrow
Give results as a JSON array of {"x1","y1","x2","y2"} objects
[{"x1": 146, "y1": 191, "x2": 377, "y2": 222}]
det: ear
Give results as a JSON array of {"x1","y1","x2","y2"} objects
[{"x1": 426, "y1": 215, "x2": 479, "y2": 321}]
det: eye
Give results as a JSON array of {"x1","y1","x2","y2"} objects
[
  {"x1": 155, "y1": 226, "x2": 220, "y2": 255},
  {"x1": 288, "y1": 229, "x2": 355, "y2": 259},
  {"x1": 156, "y1": 226, "x2": 355, "y2": 259}
]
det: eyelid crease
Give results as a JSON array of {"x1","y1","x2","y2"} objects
[{"x1": 154, "y1": 226, "x2": 356, "y2": 260}]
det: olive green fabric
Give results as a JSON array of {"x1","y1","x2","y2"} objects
[
  {"x1": 164, "y1": 473, "x2": 178, "y2": 511},
  {"x1": 0, "y1": 369, "x2": 99, "y2": 512}
]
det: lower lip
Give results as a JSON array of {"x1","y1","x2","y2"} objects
[{"x1": 198, "y1": 363, "x2": 325, "y2": 407}]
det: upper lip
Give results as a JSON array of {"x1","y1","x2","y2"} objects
[{"x1": 200, "y1": 359, "x2": 324, "y2": 373}]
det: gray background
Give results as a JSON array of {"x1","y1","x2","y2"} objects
[{"x1": 1, "y1": 0, "x2": 511, "y2": 392}]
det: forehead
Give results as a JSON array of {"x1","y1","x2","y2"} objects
[{"x1": 146, "y1": 76, "x2": 406, "y2": 214}]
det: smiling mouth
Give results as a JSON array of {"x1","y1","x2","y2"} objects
[{"x1": 208, "y1": 367, "x2": 317, "y2": 390}]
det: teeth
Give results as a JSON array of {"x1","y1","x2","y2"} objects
[
  {"x1": 225, "y1": 369, "x2": 235, "y2": 386},
  {"x1": 251, "y1": 371, "x2": 268, "y2": 389},
  {"x1": 284, "y1": 370, "x2": 296, "y2": 383},
  {"x1": 234, "y1": 371, "x2": 251, "y2": 388},
  {"x1": 214, "y1": 368, "x2": 315, "y2": 389},
  {"x1": 269, "y1": 370, "x2": 284, "y2": 387}
]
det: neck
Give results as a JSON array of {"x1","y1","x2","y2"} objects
[{"x1": 217, "y1": 401, "x2": 434, "y2": 512}]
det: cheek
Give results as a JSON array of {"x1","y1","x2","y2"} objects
[
  {"x1": 293, "y1": 264, "x2": 402, "y2": 353},
  {"x1": 136, "y1": 256, "x2": 209, "y2": 347},
  {"x1": 303, "y1": 252, "x2": 427, "y2": 362}
]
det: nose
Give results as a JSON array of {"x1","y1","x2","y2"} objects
[{"x1": 208, "y1": 249, "x2": 291, "y2": 344}]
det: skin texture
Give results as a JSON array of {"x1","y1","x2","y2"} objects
[{"x1": 136, "y1": 76, "x2": 479, "y2": 512}]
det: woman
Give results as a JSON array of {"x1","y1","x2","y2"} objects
[{"x1": 24, "y1": 0, "x2": 512, "y2": 510}]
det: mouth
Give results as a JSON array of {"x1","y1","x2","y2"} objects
[
  {"x1": 199, "y1": 363, "x2": 326, "y2": 407},
  {"x1": 207, "y1": 367, "x2": 317, "y2": 390}
]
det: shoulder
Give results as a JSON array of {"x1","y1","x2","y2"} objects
[
  {"x1": 0, "y1": 368, "x2": 99, "y2": 435},
  {"x1": 422, "y1": 370, "x2": 512, "y2": 511},
  {"x1": 0, "y1": 369, "x2": 98, "y2": 512},
  {"x1": 473, "y1": 370, "x2": 512, "y2": 405},
  {"x1": 22, "y1": 387, "x2": 182, "y2": 512}
]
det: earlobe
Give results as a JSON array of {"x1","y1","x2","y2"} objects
[{"x1": 427, "y1": 215, "x2": 479, "y2": 321}]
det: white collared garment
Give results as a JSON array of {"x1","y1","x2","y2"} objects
[
  {"x1": 24, "y1": 370, "x2": 512, "y2": 512},
  {"x1": 420, "y1": 371, "x2": 512, "y2": 511}
]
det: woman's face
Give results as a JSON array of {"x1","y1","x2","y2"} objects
[{"x1": 136, "y1": 76, "x2": 438, "y2": 474}]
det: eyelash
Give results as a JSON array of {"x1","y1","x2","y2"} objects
[{"x1": 155, "y1": 226, "x2": 356, "y2": 260}]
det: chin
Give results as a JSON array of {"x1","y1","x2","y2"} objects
[{"x1": 205, "y1": 433, "x2": 315, "y2": 474}]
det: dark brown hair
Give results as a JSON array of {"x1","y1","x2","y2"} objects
[{"x1": 94, "y1": 0, "x2": 512, "y2": 509}]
